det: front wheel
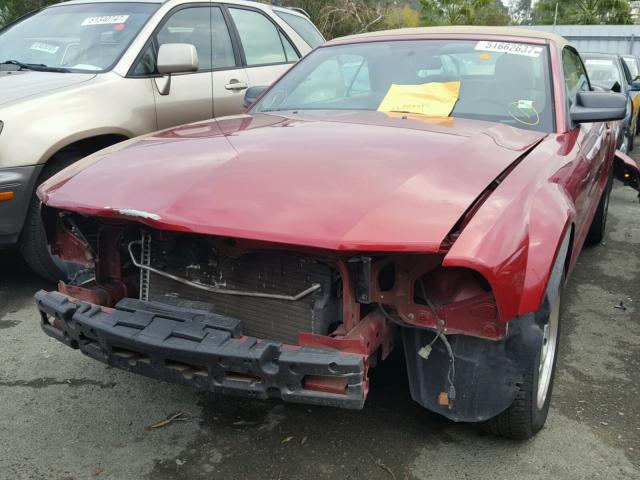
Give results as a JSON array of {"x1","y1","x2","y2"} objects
[
  {"x1": 585, "y1": 170, "x2": 613, "y2": 246},
  {"x1": 19, "y1": 152, "x2": 83, "y2": 282},
  {"x1": 483, "y1": 281, "x2": 562, "y2": 440}
]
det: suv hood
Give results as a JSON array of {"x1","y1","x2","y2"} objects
[
  {"x1": 40, "y1": 111, "x2": 546, "y2": 252},
  {"x1": 0, "y1": 70, "x2": 95, "y2": 106}
]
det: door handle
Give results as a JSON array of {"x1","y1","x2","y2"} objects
[{"x1": 225, "y1": 81, "x2": 248, "y2": 91}]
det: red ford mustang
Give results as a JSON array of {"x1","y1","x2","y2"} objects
[{"x1": 35, "y1": 27, "x2": 640, "y2": 439}]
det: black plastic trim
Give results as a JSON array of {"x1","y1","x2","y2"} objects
[{"x1": 35, "y1": 291, "x2": 366, "y2": 409}]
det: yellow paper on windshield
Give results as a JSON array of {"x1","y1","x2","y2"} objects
[{"x1": 377, "y1": 81, "x2": 461, "y2": 117}]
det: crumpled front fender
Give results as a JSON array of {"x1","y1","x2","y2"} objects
[{"x1": 402, "y1": 234, "x2": 568, "y2": 422}]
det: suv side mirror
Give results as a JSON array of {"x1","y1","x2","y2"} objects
[
  {"x1": 571, "y1": 91, "x2": 627, "y2": 124},
  {"x1": 157, "y1": 43, "x2": 198, "y2": 74},
  {"x1": 244, "y1": 86, "x2": 268, "y2": 109},
  {"x1": 155, "y1": 43, "x2": 198, "y2": 96},
  {"x1": 629, "y1": 81, "x2": 640, "y2": 92}
]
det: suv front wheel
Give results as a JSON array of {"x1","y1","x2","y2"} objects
[{"x1": 20, "y1": 152, "x2": 82, "y2": 282}]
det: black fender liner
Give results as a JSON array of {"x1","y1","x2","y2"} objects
[{"x1": 402, "y1": 232, "x2": 569, "y2": 423}]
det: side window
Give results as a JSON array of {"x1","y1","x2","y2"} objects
[
  {"x1": 620, "y1": 59, "x2": 633, "y2": 86},
  {"x1": 132, "y1": 43, "x2": 156, "y2": 76},
  {"x1": 157, "y1": 7, "x2": 213, "y2": 71},
  {"x1": 274, "y1": 10, "x2": 325, "y2": 49},
  {"x1": 229, "y1": 8, "x2": 295, "y2": 66},
  {"x1": 131, "y1": 6, "x2": 236, "y2": 76},
  {"x1": 563, "y1": 48, "x2": 590, "y2": 104},
  {"x1": 280, "y1": 32, "x2": 300, "y2": 62},
  {"x1": 210, "y1": 7, "x2": 236, "y2": 69}
]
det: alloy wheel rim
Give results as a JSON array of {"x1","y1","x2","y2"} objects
[{"x1": 537, "y1": 294, "x2": 560, "y2": 409}]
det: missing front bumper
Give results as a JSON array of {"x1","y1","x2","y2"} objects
[{"x1": 35, "y1": 290, "x2": 366, "y2": 409}]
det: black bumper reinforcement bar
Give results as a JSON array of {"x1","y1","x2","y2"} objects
[{"x1": 35, "y1": 291, "x2": 366, "y2": 409}]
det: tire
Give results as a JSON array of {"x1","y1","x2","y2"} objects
[
  {"x1": 483, "y1": 278, "x2": 563, "y2": 440},
  {"x1": 585, "y1": 170, "x2": 613, "y2": 246},
  {"x1": 19, "y1": 151, "x2": 82, "y2": 282}
]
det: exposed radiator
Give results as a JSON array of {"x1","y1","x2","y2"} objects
[{"x1": 141, "y1": 235, "x2": 339, "y2": 344}]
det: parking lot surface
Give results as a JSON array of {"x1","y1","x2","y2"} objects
[{"x1": 1, "y1": 183, "x2": 639, "y2": 479}]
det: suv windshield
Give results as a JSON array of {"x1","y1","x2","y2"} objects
[
  {"x1": 252, "y1": 39, "x2": 554, "y2": 132},
  {"x1": 0, "y1": 2, "x2": 158, "y2": 73}
]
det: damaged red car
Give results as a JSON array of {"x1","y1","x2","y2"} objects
[{"x1": 35, "y1": 27, "x2": 640, "y2": 439}]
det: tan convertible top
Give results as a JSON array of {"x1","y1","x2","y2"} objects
[{"x1": 329, "y1": 26, "x2": 570, "y2": 48}]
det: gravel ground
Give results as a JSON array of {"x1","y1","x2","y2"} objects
[{"x1": 0, "y1": 182, "x2": 639, "y2": 480}]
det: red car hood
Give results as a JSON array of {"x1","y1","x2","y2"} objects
[{"x1": 40, "y1": 111, "x2": 545, "y2": 252}]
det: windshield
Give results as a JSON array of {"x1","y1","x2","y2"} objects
[
  {"x1": 584, "y1": 57, "x2": 622, "y2": 88},
  {"x1": 0, "y1": 2, "x2": 158, "y2": 73},
  {"x1": 252, "y1": 39, "x2": 554, "y2": 132}
]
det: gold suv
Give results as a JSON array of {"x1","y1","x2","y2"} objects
[{"x1": 0, "y1": 0, "x2": 323, "y2": 280}]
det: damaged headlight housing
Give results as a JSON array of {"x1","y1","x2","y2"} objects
[{"x1": 353, "y1": 255, "x2": 503, "y2": 340}]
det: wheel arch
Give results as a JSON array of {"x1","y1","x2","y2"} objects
[{"x1": 40, "y1": 132, "x2": 131, "y2": 177}]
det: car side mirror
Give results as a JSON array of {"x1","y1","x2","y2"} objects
[
  {"x1": 571, "y1": 91, "x2": 627, "y2": 124},
  {"x1": 243, "y1": 86, "x2": 268, "y2": 109},
  {"x1": 629, "y1": 81, "x2": 640, "y2": 92},
  {"x1": 154, "y1": 43, "x2": 199, "y2": 96},
  {"x1": 157, "y1": 43, "x2": 198, "y2": 74}
]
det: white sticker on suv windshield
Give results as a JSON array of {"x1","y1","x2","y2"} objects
[
  {"x1": 81, "y1": 15, "x2": 129, "y2": 26},
  {"x1": 475, "y1": 41, "x2": 542, "y2": 58},
  {"x1": 30, "y1": 42, "x2": 59, "y2": 54}
]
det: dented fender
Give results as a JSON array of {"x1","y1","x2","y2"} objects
[{"x1": 443, "y1": 135, "x2": 574, "y2": 322}]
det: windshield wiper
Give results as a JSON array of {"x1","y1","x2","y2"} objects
[{"x1": 1, "y1": 60, "x2": 71, "y2": 73}]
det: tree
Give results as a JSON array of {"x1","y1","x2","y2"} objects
[
  {"x1": 0, "y1": 0, "x2": 59, "y2": 28},
  {"x1": 281, "y1": 0, "x2": 413, "y2": 39},
  {"x1": 418, "y1": 0, "x2": 508, "y2": 26},
  {"x1": 474, "y1": 0, "x2": 510, "y2": 25},
  {"x1": 532, "y1": 0, "x2": 633, "y2": 25},
  {"x1": 510, "y1": 0, "x2": 533, "y2": 25},
  {"x1": 385, "y1": 4, "x2": 422, "y2": 29},
  {"x1": 316, "y1": 0, "x2": 389, "y2": 38}
]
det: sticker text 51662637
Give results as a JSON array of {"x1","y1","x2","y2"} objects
[
  {"x1": 475, "y1": 41, "x2": 543, "y2": 58},
  {"x1": 81, "y1": 15, "x2": 129, "y2": 26}
]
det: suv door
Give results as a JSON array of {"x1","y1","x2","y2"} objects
[
  {"x1": 226, "y1": 6, "x2": 300, "y2": 93},
  {"x1": 209, "y1": 5, "x2": 248, "y2": 117}
]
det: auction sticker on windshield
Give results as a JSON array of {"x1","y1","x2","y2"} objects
[
  {"x1": 475, "y1": 41, "x2": 542, "y2": 58},
  {"x1": 81, "y1": 15, "x2": 129, "y2": 26},
  {"x1": 30, "y1": 42, "x2": 59, "y2": 54}
]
